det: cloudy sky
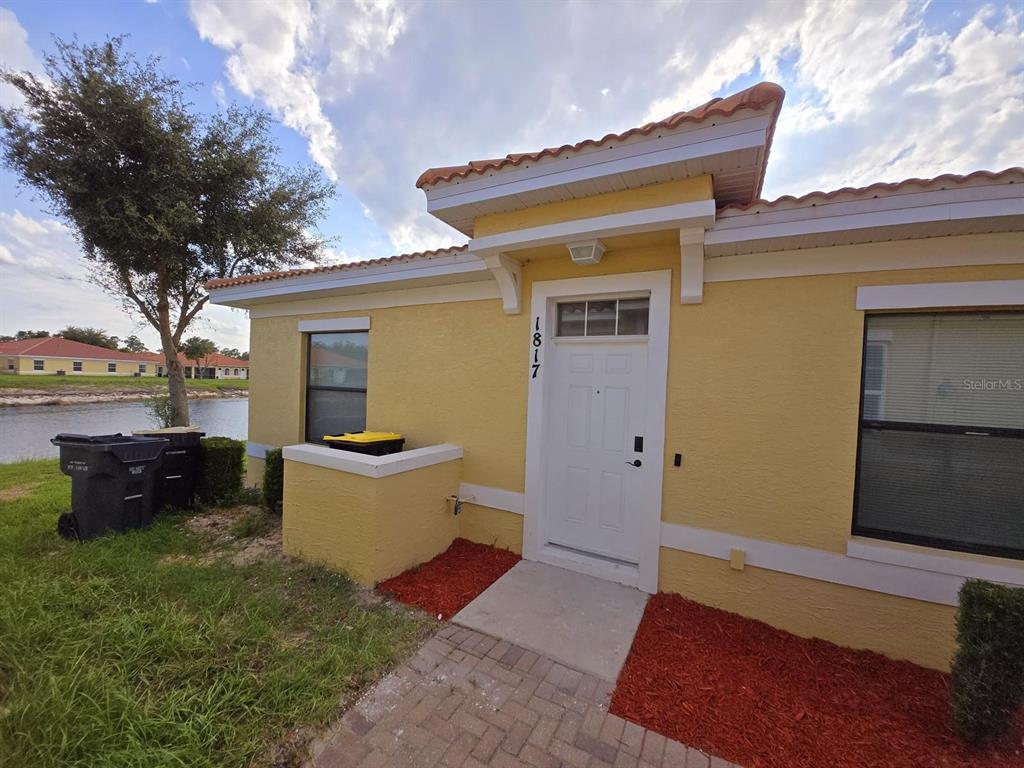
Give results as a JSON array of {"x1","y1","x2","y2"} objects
[{"x1": 1, "y1": 0, "x2": 1021, "y2": 351}]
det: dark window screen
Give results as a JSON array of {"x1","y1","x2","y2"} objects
[
  {"x1": 853, "y1": 312, "x2": 1024, "y2": 559},
  {"x1": 305, "y1": 332, "x2": 368, "y2": 444}
]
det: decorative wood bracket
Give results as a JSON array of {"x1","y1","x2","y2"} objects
[
  {"x1": 679, "y1": 227, "x2": 705, "y2": 304},
  {"x1": 482, "y1": 252, "x2": 522, "y2": 315}
]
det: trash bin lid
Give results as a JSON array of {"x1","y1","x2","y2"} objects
[{"x1": 323, "y1": 431, "x2": 403, "y2": 444}]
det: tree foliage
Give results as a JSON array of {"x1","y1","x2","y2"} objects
[
  {"x1": 58, "y1": 326, "x2": 119, "y2": 349},
  {"x1": 0, "y1": 37, "x2": 333, "y2": 423},
  {"x1": 120, "y1": 335, "x2": 148, "y2": 353},
  {"x1": 219, "y1": 347, "x2": 247, "y2": 360},
  {"x1": 182, "y1": 336, "x2": 218, "y2": 367}
]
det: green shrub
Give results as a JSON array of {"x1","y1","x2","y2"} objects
[
  {"x1": 950, "y1": 579, "x2": 1024, "y2": 743},
  {"x1": 198, "y1": 436, "x2": 245, "y2": 506},
  {"x1": 263, "y1": 448, "x2": 283, "y2": 514}
]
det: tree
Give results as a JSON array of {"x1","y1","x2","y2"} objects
[
  {"x1": 219, "y1": 347, "x2": 246, "y2": 360},
  {"x1": 183, "y1": 336, "x2": 217, "y2": 379},
  {"x1": 120, "y1": 335, "x2": 147, "y2": 353},
  {"x1": 0, "y1": 38, "x2": 333, "y2": 424},
  {"x1": 14, "y1": 330, "x2": 50, "y2": 340},
  {"x1": 58, "y1": 326, "x2": 119, "y2": 349}
]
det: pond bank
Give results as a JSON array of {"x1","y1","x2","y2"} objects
[{"x1": 0, "y1": 387, "x2": 248, "y2": 407}]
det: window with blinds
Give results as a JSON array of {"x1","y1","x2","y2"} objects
[{"x1": 853, "y1": 312, "x2": 1024, "y2": 559}]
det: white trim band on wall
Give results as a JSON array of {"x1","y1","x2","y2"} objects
[
  {"x1": 247, "y1": 441, "x2": 273, "y2": 459},
  {"x1": 458, "y1": 483, "x2": 524, "y2": 515},
  {"x1": 856, "y1": 279, "x2": 1024, "y2": 310},
  {"x1": 298, "y1": 316, "x2": 371, "y2": 332},
  {"x1": 660, "y1": 522, "x2": 1024, "y2": 607}
]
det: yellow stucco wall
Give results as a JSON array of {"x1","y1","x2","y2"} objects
[
  {"x1": 458, "y1": 503, "x2": 524, "y2": 554},
  {"x1": 12, "y1": 356, "x2": 156, "y2": 375},
  {"x1": 249, "y1": 230, "x2": 1023, "y2": 670},
  {"x1": 473, "y1": 176, "x2": 714, "y2": 237},
  {"x1": 282, "y1": 457, "x2": 461, "y2": 586},
  {"x1": 659, "y1": 547, "x2": 957, "y2": 670}
]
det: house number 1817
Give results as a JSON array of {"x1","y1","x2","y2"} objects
[{"x1": 531, "y1": 316, "x2": 542, "y2": 379}]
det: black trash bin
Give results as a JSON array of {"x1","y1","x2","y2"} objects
[
  {"x1": 134, "y1": 427, "x2": 205, "y2": 511},
  {"x1": 50, "y1": 433, "x2": 168, "y2": 540}
]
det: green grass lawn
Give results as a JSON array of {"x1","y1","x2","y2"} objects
[
  {"x1": 0, "y1": 374, "x2": 248, "y2": 390},
  {"x1": 0, "y1": 460, "x2": 431, "y2": 768}
]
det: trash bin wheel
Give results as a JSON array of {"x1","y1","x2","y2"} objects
[{"x1": 57, "y1": 512, "x2": 80, "y2": 541}]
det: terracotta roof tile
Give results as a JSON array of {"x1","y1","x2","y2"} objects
[
  {"x1": 0, "y1": 337, "x2": 151, "y2": 361},
  {"x1": 203, "y1": 244, "x2": 468, "y2": 292},
  {"x1": 415, "y1": 82, "x2": 786, "y2": 189},
  {"x1": 204, "y1": 245, "x2": 469, "y2": 291},
  {"x1": 718, "y1": 168, "x2": 1024, "y2": 214}
]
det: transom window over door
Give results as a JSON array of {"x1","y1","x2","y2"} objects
[
  {"x1": 556, "y1": 297, "x2": 649, "y2": 337},
  {"x1": 305, "y1": 331, "x2": 368, "y2": 444},
  {"x1": 854, "y1": 312, "x2": 1024, "y2": 559}
]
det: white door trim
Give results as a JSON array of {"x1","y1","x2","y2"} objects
[{"x1": 524, "y1": 269, "x2": 671, "y2": 593}]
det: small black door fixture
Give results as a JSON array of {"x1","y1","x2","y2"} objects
[
  {"x1": 625, "y1": 459, "x2": 642, "y2": 467},
  {"x1": 633, "y1": 435, "x2": 644, "y2": 453}
]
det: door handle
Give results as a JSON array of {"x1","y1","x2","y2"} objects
[{"x1": 625, "y1": 459, "x2": 642, "y2": 468}]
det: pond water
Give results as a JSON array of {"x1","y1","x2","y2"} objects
[{"x1": 0, "y1": 398, "x2": 248, "y2": 464}]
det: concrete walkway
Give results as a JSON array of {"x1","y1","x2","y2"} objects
[
  {"x1": 452, "y1": 561, "x2": 649, "y2": 681},
  {"x1": 309, "y1": 624, "x2": 738, "y2": 768}
]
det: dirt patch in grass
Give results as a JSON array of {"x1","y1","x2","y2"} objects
[
  {"x1": 611, "y1": 592, "x2": 1024, "y2": 768},
  {"x1": 0, "y1": 484, "x2": 37, "y2": 502},
  {"x1": 377, "y1": 538, "x2": 520, "y2": 620}
]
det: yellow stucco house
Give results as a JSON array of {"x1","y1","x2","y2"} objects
[
  {"x1": 207, "y1": 82, "x2": 1024, "y2": 671},
  {"x1": 0, "y1": 336, "x2": 157, "y2": 376}
]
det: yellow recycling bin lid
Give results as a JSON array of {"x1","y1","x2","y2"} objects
[{"x1": 322, "y1": 431, "x2": 403, "y2": 444}]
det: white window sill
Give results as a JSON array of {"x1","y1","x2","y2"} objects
[
  {"x1": 282, "y1": 442, "x2": 462, "y2": 479},
  {"x1": 847, "y1": 537, "x2": 1024, "y2": 587}
]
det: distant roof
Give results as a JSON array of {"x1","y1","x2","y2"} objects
[
  {"x1": 0, "y1": 337, "x2": 150, "y2": 361},
  {"x1": 718, "y1": 168, "x2": 1024, "y2": 215},
  {"x1": 415, "y1": 81, "x2": 785, "y2": 192},
  {"x1": 204, "y1": 245, "x2": 469, "y2": 291},
  {"x1": 136, "y1": 351, "x2": 249, "y2": 367}
]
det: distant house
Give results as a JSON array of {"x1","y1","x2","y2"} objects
[
  {"x1": 0, "y1": 337, "x2": 155, "y2": 376},
  {"x1": 136, "y1": 351, "x2": 249, "y2": 380}
]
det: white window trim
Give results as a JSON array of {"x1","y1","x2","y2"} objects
[
  {"x1": 856, "y1": 279, "x2": 1024, "y2": 310},
  {"x1": 660, "y1": 522, "x2": 1024, "y2": 607},
  {"x1": 73, "y1": 361, "x2": 83, "y2": 371},
  {"x1": 298, "y1": 316, "x2": 371, "y2": 333},
  {"x1": 283, "y1": 442, "x2": 462, "y2": 479},
  {"x1": 33, "y1": 359, "x2": 44, "y2": 370},
  {"x1": 847, "y1": 537, "x2": 1024, "y2": 587}
]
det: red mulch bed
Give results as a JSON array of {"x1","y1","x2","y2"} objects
[
  {"x1": 377, "y1": 538, "x2": 520, "y2": 620},
  {"x1": 611, "y1": 593, "x2": 1024, "y2": 768}
]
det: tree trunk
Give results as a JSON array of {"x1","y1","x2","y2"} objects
[{"x1": 157, "y1": 301, "x2": 190, "y2": 426}]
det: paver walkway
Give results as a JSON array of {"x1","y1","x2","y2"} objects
[{"x1": 309, "y1": 625, "x2": 739, "y2": 768}]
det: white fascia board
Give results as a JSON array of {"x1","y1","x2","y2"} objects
[
  {"x1": 469, "y1": 200, "x2": 717, "y2": 255},
  {"x1": 248, "y1": 281, "x2": 501, "y2": 319},
  {"x1": 208, "y1": 252, "x2": 487, "y2": 307},
  {"x1": 856, "y1": 279, "x2": 1024, "y2": 310},
  {"x1": 283, "y1": 442, "x2": 463, "y2": 478},
  {"x1": 425, "y1": 114, "x2": 771, "y2": 211},
  {"x1": 707, "y1": 195, "x2": 1024, "y2": 247}
]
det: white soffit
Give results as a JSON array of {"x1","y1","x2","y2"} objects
[
  {"x1": 706, "y1": 180, "x2": 1024, "y2": 257},
  {"x1": 426, "y1": 113, "x2": 771, "y2": 236},
  {"x1": 207, "y1": 250, "x2": 490, "y2": 308}
]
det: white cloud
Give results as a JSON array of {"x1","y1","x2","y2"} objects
[
  {"x1": 0, "y1": 209, "x2": 249, "y2": 350},
  {"x1": 178, "y1": 1, "x2": 1021, "y2": 255},
  {"x1": 0, "y1": 7, "x2": 43, "y2": 108},
  {"x1": 189, "y1": 0, "x2": 341, "y2": 180}
]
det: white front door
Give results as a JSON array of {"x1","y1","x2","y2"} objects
[{"x1": 544, "y1": 339, "x2": 648, "y2": 564}]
